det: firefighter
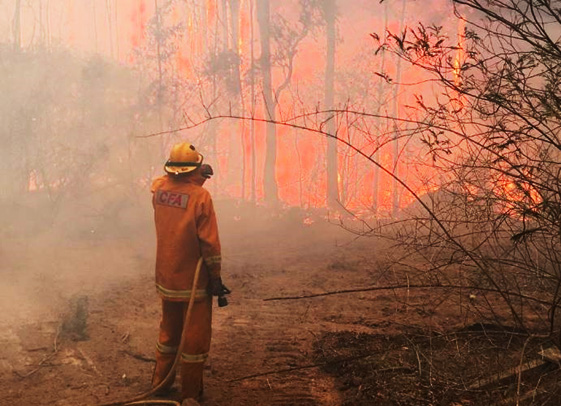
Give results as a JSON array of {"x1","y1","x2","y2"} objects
[{"x1": 150, "y1": 142, "x2": 222, "y2": 403}]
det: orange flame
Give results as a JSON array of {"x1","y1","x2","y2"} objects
[{"x1": 453, "y1": 17, "x2": 465, "y2": 88}]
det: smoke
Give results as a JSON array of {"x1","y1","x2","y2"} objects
[
  {"x1": 0, "y1": 45, "x2": 160, "y2": 328},
  {"x1": 0, "y1": 0, "x2": 462, "y2": 329}
]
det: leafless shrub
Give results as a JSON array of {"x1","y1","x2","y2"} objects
[{"x1": 371, "y1": 0, "x2": 561, "y2": 342}]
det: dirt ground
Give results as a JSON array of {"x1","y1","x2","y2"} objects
[
  {"x1": 1, "y1": 201, "x2": 560, "y2": 406},
  {"x1": 0, "y1": 201, "x2": 375, "y2": 406}
]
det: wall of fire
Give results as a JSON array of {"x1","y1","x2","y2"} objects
[{"x1": 1, "y1": 0, "x2": 463, "y2": 215}]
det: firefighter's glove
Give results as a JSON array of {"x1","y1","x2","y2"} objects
[
  {"x1": 208, "y1": 277, "x2": 223, "y2": 296},
  {"x1": 201, "y1": 164, "x2": 214, "y2": 179}
]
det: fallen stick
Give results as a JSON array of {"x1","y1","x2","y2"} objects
[
  {"x1": 228, "y1": 353, "x2": 413, "y2": 382},
  {"x1": 121, "y1": 350, "x2": 156, "y2": 363},
  {"x1": 13, "y1": 351, "x2": 57, "y2": 378},
  {"x1": 467, "y1": 359, "x2": 554, "y2": 391},
  {"x1": 13, "y1": 325, "x2": 61, "y2": 379},
  {"x1": 78, "y1": 348, "x2": 101, "y2": 376},
  {"x1": 263, "y1": 283, "x2": 550, "y2": 306}
]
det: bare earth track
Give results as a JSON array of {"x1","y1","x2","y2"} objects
[
  {"x1": 0, "y1": 206, "x2": 378, "y2": 406},
  {"x1": 3, "y1": 203, "x2": 561, "y2": 405}
]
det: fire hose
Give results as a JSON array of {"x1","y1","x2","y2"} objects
[{"x1": 99, "y1": 258, "x2": 204, "y2": 406}]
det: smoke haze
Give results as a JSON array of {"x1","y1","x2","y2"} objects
[{"x1": 0, "y1": 0, "x2": 460, "y2": 342}]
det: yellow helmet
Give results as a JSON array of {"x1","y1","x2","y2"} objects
[{"x1": 164, "y1": 142, "x2": 204, "y2": 174}]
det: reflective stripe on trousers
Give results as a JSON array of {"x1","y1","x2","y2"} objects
[
  {"x1": 152, "y1": 297, "x2": 212, "y2": 400},
  {"x1": 156, "y1": 341, "x2": 178, "y2": 354},
  {"x1": 181, "y1": 352, "x2": 209, "y2": 363},
  {"x1": 156, "y1": 284, "x2": 208, "y2": 301}
]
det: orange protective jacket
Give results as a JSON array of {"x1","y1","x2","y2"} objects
[{"x1": 151, "y1": 175, "x2": 221, "y2": 301}]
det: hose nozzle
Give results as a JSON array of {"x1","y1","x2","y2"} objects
[{"x1": 217, "y1": 284, "x2": 231, "y2": 307}]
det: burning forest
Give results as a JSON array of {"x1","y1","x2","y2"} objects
[{"x1": 2, "y1": 1, "x2": 561, "y2": 405}]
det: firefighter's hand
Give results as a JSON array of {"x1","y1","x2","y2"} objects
[{"x1": 208, "y1": 277, "x2": 222, "y2": 296}]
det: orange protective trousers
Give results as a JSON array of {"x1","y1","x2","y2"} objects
[{"x1": 152, "y1": 297, "x2": 212, "y2": 400}]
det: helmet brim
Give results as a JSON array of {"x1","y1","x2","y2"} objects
[{"x1": 164, "y1": 153, "x2": 203, "y2": 174}]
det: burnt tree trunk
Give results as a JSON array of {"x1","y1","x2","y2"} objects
[
  {"x1": 391, "y1": 0, "x2": 406, "y2": 217},
  {"x1": 257, "y1": 0, "x2": 278, "y2": 204},
  {"x1": 249, "y1": 0, "x2": 257, "y2": 203},
  {"x1": 372, "y1": 1, "x2": 388, "y2": 214},
  {"x1": 13, "y1": 0, "x2": 22, "y2": 51},
  {"x1": 324, "y1": 0, "x2": 338, "y2": 209},
  {"x1": 228, "y1": 0, "x2": 246, "y2": 199}
]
